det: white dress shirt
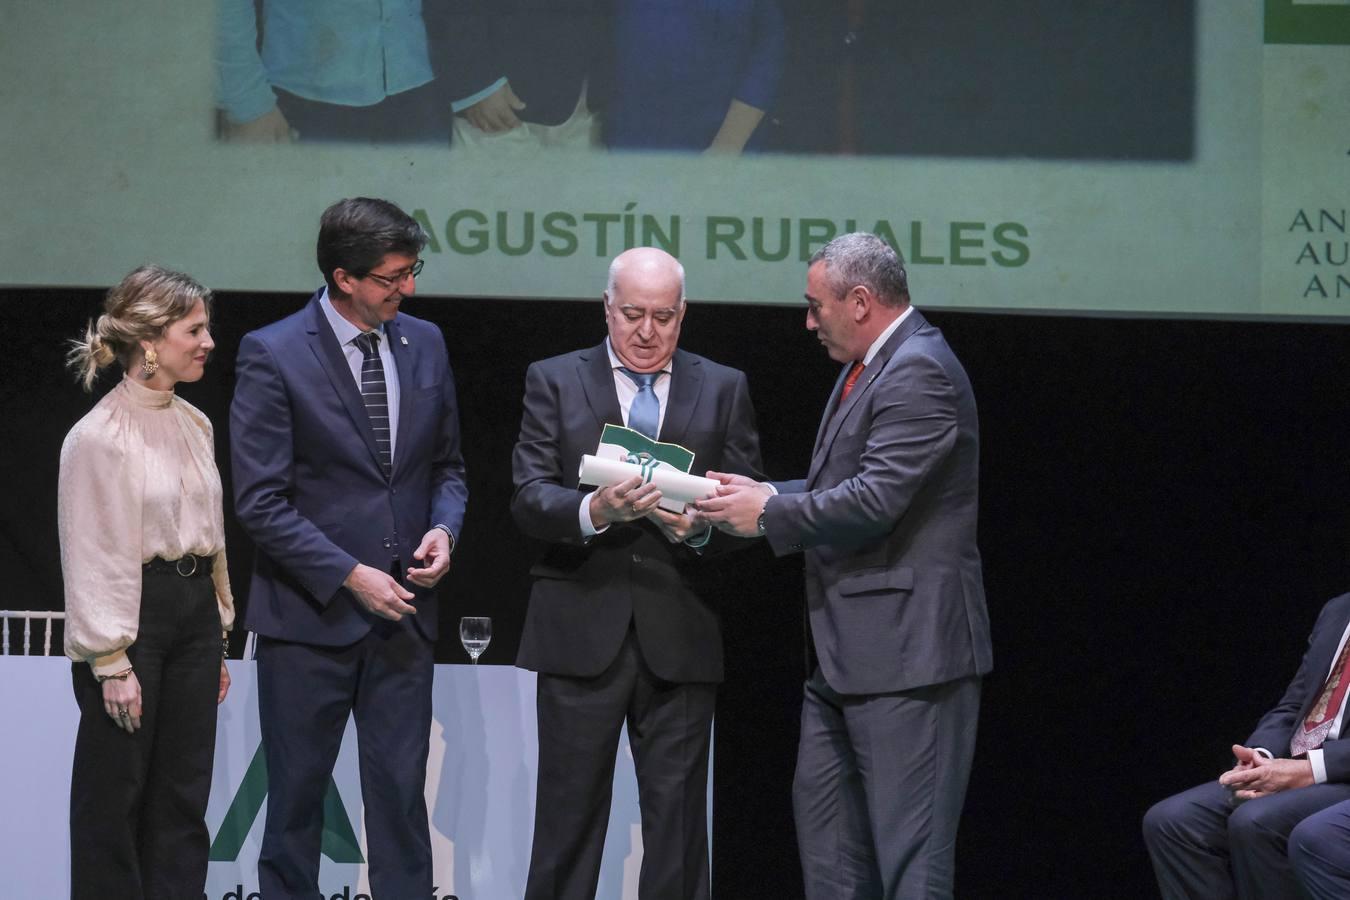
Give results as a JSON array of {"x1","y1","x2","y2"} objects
[
  {"x1": 1308, "y1": 621, "x2": 1350, "y2": 783},
  {"x1": 578, "y1": 339, "x2": 674, "y2": 536}
]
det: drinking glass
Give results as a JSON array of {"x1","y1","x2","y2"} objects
[{"x1": 459, "y1": 616, "x2": 492, "y2": 664}]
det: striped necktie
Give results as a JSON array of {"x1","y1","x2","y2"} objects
[
  {"x1": 354, "y1": 332, "x2": 392, "y2": 475},
  {"x1": 619, "y1": 367, "x2": 660, "y2": 439}
]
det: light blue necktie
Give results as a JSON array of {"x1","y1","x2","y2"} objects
[{"x1": 619, "y1": 367, "x2": 660, "y2": 439}]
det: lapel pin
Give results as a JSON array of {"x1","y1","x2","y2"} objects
[{"x1": 400, "y1": 336, "x2": 408, "y2": 345}]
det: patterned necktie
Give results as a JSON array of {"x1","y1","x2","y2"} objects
[
  {"x1": 1292, "y1": 637, "x2": 1350, "y2": 756},
  {"x1": 619, "y1": 367, "x2": 660, "y2": 439},
  {"x1": 354, "y1": 332, "x2": 392, "y2": 475},
  {"x1": 837, "y1": 361, "x2": 865, "y2": 409}
]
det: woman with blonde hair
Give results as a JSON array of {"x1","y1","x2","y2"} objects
[{"x1": 59, "y1": 264, "x2": 234, "y2": 899}]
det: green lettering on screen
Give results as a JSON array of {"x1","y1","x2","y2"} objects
[
  {"x1": 447, "y1": 209, "x2": 489, "y2": 255},
  {"x1": 497, "y1": 211, "x2": 534, "y2": 257},
  {"x1": 706, "y1": 217, "x2": 747, "y2": 260},
  {"x1": 798, "y1": 219, "x2": 836, "y2": 261},
  {"x1": 541, "y1": 212, "x2": 579, "y2": 257},
  {"x1": 950, "y1": 222, "x2": 987, "y2": 266},
  {"x1": 992, "y1": 223, "x2": 1031, "y2": 267},
  {"x1": 411, "y1": 209, "x2": 442, "y2": 254},
  {"x1": 752, "y1": 218, "x2": 791, "y2": 262},
  {"x1": 582, "y1": 212, "x2": 621, "y2": 256},
  {"x1": 909, "y1": 222, "x2": 944, "y2": 265},
  {"x1": 642, "y1": 215, "x2": 680, "y2": 256},
  {"x1": 871, "y1": 220, "x2": 903, "y2": 262}
]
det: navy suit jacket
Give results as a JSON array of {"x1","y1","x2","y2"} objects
[
  {"x1": 511, "y1": 343, "x2": 763, "y2": 682},
  {"x1": 1247, "y1": 592, "x2": 1350, "y2": 782},
  {"x1": 231, "y1": 292, "x2": 468, "y2": 645},
  {"x1": 765, "y1": 310, "x2": 993, "y2": 695}
]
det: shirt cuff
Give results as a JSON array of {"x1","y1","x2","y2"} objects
[
  {"x1": 91, "y1": 650, "x2": 132, "y2": 679},
  {"x1": 432, "y1": 523, "x2": 456, "y2": 553},
  {"x1": 764, "y1": 483, "x2": 778, "y2": 495},
  {"x1": 579, "y1": 491, "x2": 609, "y2": 538},
  {"x1": 451, "y1": 77, "x2": 509, "y2": 113},
  {"x1": 1310, "y1": 748, "x2": 1329, "y2": 784}
]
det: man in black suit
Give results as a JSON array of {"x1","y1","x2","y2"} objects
[
  {"x1": 1144, "y1": 592, "x2": 1350, "y2": 899},
  {"x1": 511, "y1": 247, "x2": 763, "y2": 900}
]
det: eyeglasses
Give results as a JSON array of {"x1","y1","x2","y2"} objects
[{"x1": 359, "y1": 258, "x2": 425, "y2": 289}]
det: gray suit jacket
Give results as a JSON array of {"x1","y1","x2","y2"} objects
[{"x1": 764, "y1": 310, "x2": 993, "y2": 694}]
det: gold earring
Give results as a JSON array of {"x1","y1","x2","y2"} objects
[{"x1": 141, "y1": 348, "x2": 159, "y2": 377}]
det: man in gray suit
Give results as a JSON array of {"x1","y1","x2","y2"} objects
[{"x1": 697, "y1": 232, "x2": 992, "y2": 899}]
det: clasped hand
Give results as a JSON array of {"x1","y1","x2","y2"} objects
[
  {"x1": 1219, "y1": 744, "x2": 1314, "y2": 800},
  {"x1": 346, "y1": 527, "x2": 452, "y2": 621},
  {"x1": 345, "y1": 563, "x2": 417, "y2": 622}
]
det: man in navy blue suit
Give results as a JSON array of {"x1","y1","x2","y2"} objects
[
  {"x1": 231, "y1": 197, "x2": 468, "y2": 899},
  {"x1": 1144, "y1": 592, "x2": 1350, "y2": 900}
]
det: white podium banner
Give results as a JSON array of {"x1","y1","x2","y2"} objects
[{"x1": 0, "y1": 658, "x2": 697, "y2": 899}]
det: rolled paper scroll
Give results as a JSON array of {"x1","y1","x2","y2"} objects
[{"x1": 578, "y1": 454, "x2": 720, "y2": 513}]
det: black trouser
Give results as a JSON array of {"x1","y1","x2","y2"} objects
[
  {"x1": 525, "y1": 628, "x2": 717, "y2": 900},
  {"x1": 276, "y1": 81, "x2": 451, "y2": 145},
  {"x1": 69, "y1": 568, "x2": 221, "y2": 900}
]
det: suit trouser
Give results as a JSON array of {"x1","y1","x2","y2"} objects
[
  {"x1": 524, "y1": 628, "x2": 717, "y2": 900},
  {"x1": 1290, "y1": 798, "x2": 1350, "y2": 899},
  {"x1": 69, "y1": 569, "x2": 221, "y2": 900},
  {"x1": 256, "y1": 619, "x2": 434, "y2": 900},
  {"x1": 1143, "y1": 778, "x2": 1350, "y2": 900},
  {"x1": 793, "y1": 670, "x2": 981, "y2": 900}
]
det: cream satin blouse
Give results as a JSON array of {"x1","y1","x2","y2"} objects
[{"x1": 58, "y1": 375, "x2": 234, "y2": 676}]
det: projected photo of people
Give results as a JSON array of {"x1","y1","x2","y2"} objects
[
  {"x1": 214, "y1": 0, "x2": 1194, "y2": 161},
  {"x1": 764, "y1": 0, "x2": 1196, "y2": 160},
  {"x1": 601, "y1": 0, "x2": 785, "y2": 154},
  {"x1": 215, "y1": 0, "x2": 452, "y2": 144},
  {"x1": 439, "y1": 0, "x2": 612, "y2": 154}
]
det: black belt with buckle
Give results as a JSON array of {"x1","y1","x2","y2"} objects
[{"x1": 143, "y1": 553, "x2": 214, "y2": 578}]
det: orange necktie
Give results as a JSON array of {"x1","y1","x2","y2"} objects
[{"x1": 838, "y1": 361, "x2": 865, "y2": 406}]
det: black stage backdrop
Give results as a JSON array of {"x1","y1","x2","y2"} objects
[{"x1": 5, "y1": 287, "x2": 1350, "y2": 898}]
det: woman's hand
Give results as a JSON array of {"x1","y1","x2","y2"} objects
[
  {"x1": 102, "y1": 670, "x2": 143, "y2": 733},
  {"x1": 218, "y1": 661, "x2": 231, "y2": 704}
]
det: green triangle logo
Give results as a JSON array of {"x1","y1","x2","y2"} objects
[{"x1": 209, "y1": 744, "x2": 365, "y2": 864}]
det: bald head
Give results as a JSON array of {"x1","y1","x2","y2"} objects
[
  {"x1": 606, "y1": 247, "x2": 686, "y2": 305},
  {"x1": 603, "y1": 247, "x2": 688, "y2": 373}
]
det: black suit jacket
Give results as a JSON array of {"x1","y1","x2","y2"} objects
[
  {"x1": 1247, "y1": 592, "x2": 1350, "y2": 781},
  {"x1": 511, "y1": 343, "x2": 763, "y2": 682}
]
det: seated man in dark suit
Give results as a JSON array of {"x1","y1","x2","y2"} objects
[{"x1": 1144, "y1": 592, "x2": 1350, "y2": 899}]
